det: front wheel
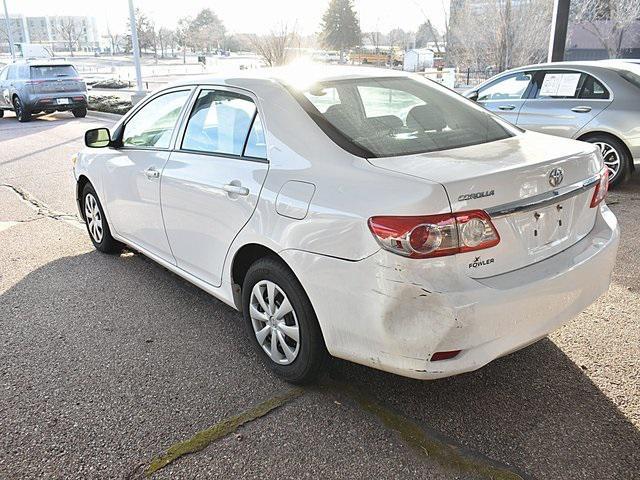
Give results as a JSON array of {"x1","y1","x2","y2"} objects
[
  {"x1": 0, "y1": 109, "x2": 4, "y2": 118},
  {"x1": 72, "y1": 106, "x2": 87, "y2": 118},
  {"x1": 13, "y1": 97, "x2": 31, "y2": 122},
  {"x1": 583, "y1": 134, "x2": 631, "y2": 187},
  {"x1": 81, "y1": 183, "x2": 123, "y2": 253},
  {"x1": 242, "y1": 257, "x2": 329, "y2": 384}
]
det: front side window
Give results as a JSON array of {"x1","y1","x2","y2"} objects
[
  {"x1": 122, "y1": 90, "x2": 190, "y2": 149},
  {"x1": 477, "y1": 73, "x2": 533, "y2": 101},
  {"x1": 182, "y1": 89, "x2": 256, "y2": 156},
  {"x1": 293, "y1": 76, "x2": 515, "y2": 158}
]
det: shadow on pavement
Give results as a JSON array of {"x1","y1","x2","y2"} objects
[{"x1": 1, "y1": 248, "x2": 638, "y2": 479}]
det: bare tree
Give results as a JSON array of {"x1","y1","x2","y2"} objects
[
  {"x1": 448, "y1": 0, "x2": 551, "y2": 71},
  {"x1": 55, "y1": 18, "x2": 84, "y2": 56},
  {"x1": 105, "y1": 24, "x2": 122, "y2": 55},
  {"x1": 246, "y1": 25, "x2": 297, "y2": 67},
  {"x1": 571, "y1": 0, "x2": 640, "y2": 59}
]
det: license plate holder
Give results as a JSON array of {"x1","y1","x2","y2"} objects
[{"x1": 56, "y1": 98, "x2": 70, "y2": 105}]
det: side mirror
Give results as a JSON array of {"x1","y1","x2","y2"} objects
[
  {"x1": 85, "y1": 128, "x2": 111, "y2": 148},
  {"x1": 466, "y1": 90, "x2": 479, "y2": 102}
]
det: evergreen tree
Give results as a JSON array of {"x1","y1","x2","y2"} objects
[{"x1": 320, "y1": 0, "x2": 362, "y2": 62}]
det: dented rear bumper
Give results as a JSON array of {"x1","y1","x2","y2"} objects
[{"x1": 280, "y1": 204, "x2": 619, "y2": 380}]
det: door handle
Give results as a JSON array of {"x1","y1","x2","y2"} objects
[
  {"x1": 144, "y1": 167, "x2": 160, "y2": 179},
  {"x1": 571, "y1": 106, "x2": 592, "y2": 113},
  {"x1": 222, "y1": 184, "x2": 249, "y2": 196},
  {"x1": 498, "y1": 104, "x2": 516, "y2": 111}
]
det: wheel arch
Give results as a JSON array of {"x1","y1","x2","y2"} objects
[
  {"x1": 76, "y1": 174, "x2": 91, "y2": 219},
  {"x1": 230, "y1": 243, "x2": 289, "y2": 310},
  {"x1": 577, "y1": 130, "x2": 635, "y2": 172}
]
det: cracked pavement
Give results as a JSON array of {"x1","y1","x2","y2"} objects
[{"x1": 0, "y1": 111, "x2": 638, "y2": 479}]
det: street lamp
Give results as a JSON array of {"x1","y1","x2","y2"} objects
[
  {"x1": 128, "y1": 0, "x2": 145, "y2": 104},
  {"x1": 2, "y1": 0, "x2": 16, "y2": 61}
]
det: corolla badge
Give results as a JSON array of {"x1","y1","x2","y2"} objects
[{"x1": 548, "y1": 168, "x2": 564, "y2": 187}]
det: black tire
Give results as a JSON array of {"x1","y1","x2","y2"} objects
[
  {"x1": 81, "y1": 183, "x2": 123, "y2": 254},
  {"x1": 72, "y1": 106, "x2": 87, "y2": 118},
  {"x1": 582, "y1": 133, "x2": 632, "y2": 187},
  {"x1": 13, "y1": 97, "x2": 31, "y2": 122},
  {"x1": 242, "y1": 257, "x2": 329, "y2": 384},
  {"x1": 0, "y1": 109, "x2": 4, "y2": 118}
]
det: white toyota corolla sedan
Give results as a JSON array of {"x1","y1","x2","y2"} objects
[{"x1": 73, "y1": 66, "x2": 619, "y2": 384}]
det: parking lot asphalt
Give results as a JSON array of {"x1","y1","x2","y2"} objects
[{"x1": 0, "y1": 111, "x2": 638, "y2": 479}]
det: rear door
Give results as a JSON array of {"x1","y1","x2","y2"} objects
[
  {"x1": 161, "y1": 87, "x2": 269, "y2": 287},
  {"x1": 476, "y1": 71, "x2": 534, "y2": 123},
  {"x1": 517, "y1": 69, "x2": 612, "y2": 137}
]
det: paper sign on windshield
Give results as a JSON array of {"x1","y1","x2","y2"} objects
[{"x1": 540, "y1": 73, "x2": 581, "y2": 97}]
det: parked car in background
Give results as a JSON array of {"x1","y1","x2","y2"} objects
[
  {"x1": 0, "y1": 61, "x2": 87, "y2": 122},
  {"x1": 74, "y1": 67, "x2": 618, "y2": 384},
  {"x1": 464, "y1": 61, "x2": 640, "y2": 186}
]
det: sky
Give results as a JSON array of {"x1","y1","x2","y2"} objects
[{"x1": 8, "y1": 0, "x2": 450, "y2": 36}]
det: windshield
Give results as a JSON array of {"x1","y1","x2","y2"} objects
[
  {"x1": 288, "y1": 76, "x2": 515, "y2": 158},
  {"x1": 30, "y1": 65, "x2": 78, "y2": 79}
]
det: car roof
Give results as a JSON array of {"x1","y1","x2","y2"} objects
[
  {"x1": 508, "y1": 60, "x2": 639, "y2": 73},
  {"x1": 168, "y1": 64, "x2": 410, "y2": 90}
]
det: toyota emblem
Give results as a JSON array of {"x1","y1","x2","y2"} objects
[{"x1": 548, "y1": 168, "x2": 564, "y2": 187}]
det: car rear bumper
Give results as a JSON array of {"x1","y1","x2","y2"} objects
[
  {"x1": 24, "y1": 92, "x2": 87, "y2": 111},
  {"x1": 281, "y1": 204, "x2": 619, "y2": 380}
]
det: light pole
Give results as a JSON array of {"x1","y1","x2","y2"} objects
[
  {"x1": 548, "y1": 0, "x2": 571, "y2": 62},
  {"x1": 2, "y1": 0, "x2": 15, "y2": 61},
  {"x1": 128, "y1": 0, "x2": 145, "y2": 104}
]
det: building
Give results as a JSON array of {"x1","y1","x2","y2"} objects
[
  {"x1": 1, "y1": 15, "x2": 99, "y2": 54},
  {"x1": 566, "y1": 21, "x2": 640, "y2": 61}
]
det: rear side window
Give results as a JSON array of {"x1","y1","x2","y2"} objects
[
  {"x1": 579, "y1": 75, "x2": 610, "y2": 99},
  {"x1": 532, "y1": 71, "x2": 610, "y2": 100},
  {"x1": 122, "y1": 90, "x2": 190, "y2": 149},
  {"x1": 30, "y1": 65, "x2": 78, "y2": 79},
  {"x1": 182, "y1": 89, "x2": 256, "y2": 156},
  {"x1": 243, "y1": 115, "x2": 267, "y2": 159}
]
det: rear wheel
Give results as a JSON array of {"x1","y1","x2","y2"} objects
[
  {"x1": 582, "y1": 133, "x2": 631, "y2": 187},
  {"x1": 13, "y1": 97, "x2": 31, "y2": 122},
  {"x1": 73, "y1": 106, "x2": 87, "y2": 118},
  {"x1": 81, "y1": 183, "x2": 122, "y2": 254},
  {"x1": 242, "y1": 257, "x2": 329, "y2": 384},
  {"x1": 0, "y1": 109, "x2": 4, "y2": 118}
]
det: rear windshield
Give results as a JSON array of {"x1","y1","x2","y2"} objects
[
  {"x1": 287, "y1": 76, "x2": 515, "y2": 158},
  {"x1": 30, "y1": 65, "x2": 78, "y2": 79}
]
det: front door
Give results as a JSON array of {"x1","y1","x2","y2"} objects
[
  {"x1": 516, "y1": 70, "x2": 612, "y2": 138},
  {"x1": 101, "y1": 88, "x2": 192, "y2": 262},
  {"x1": 161, "y1": 87, "x2": 269, "y2": 287}
]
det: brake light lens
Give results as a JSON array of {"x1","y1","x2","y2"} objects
[
  {"x1": 590, "y1": 168, "x2": 609, "y2": 208},
  {"x1": 368, "y1": 210, "x2": 500, "y2": 259}
]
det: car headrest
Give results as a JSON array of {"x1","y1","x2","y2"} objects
[
  {"x1": 406, "y1": 104, "x2": 446, "y2": 132},
  {"x1": 366, "y1": 115, "x2": 403, "y2": 130}
]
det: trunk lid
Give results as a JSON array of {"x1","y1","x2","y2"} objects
[{"x1": 368, "y1": 131, "x2": 602, "y2": 278}]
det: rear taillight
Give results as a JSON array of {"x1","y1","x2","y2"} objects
[
  {"x1": 368, "y1": 210, "x2": 500, "y2": 259},
  {"x1": 590, "y1": 168, "x2": 609, "y2": 208}
]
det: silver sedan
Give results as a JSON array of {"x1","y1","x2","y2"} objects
[{"x1": 465, "y1": 61, "x2": 640, "y2": 186}]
